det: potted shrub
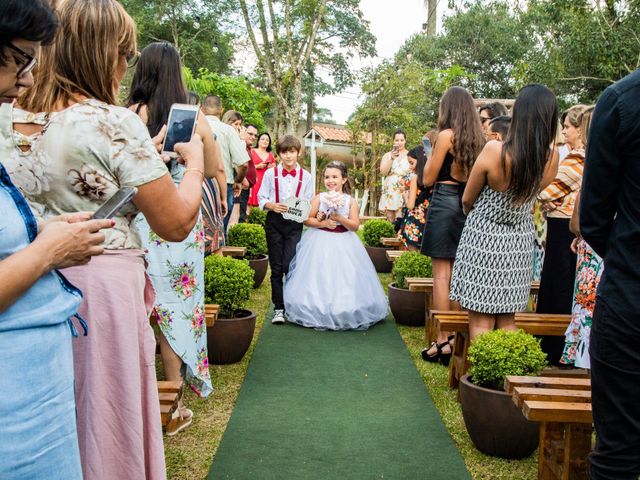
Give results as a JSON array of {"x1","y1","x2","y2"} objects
[
  {"x1": 204, "y1": 255, "x2": 256, "y2": 364},
  {"x1": 227, "y1": 223, "x2": 269, "y2": 288},
  {"x1": 459, "y1": 329, "x2": 547, "y2": 459},
  {"x1": 389, "y1": 252, "x2": 432, "y2": 326},
  {"x1": 362, "y1": 219, "x2": 396, "y2": 273},
  {"x1": 247, "y1": 207, "x2": 267, "y2": 226}
]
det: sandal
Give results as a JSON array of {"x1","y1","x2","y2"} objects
[{"x1": 166, "y1": 407, "x2": 193, "y2": 437}]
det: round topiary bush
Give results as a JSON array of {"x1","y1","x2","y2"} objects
[
  {"x1": 204, "y1": 255, "x2": 254, "y2": 317},
  {"x1": 362, "y1": 219, "x2": 395, "y2": 247},
  {"x1": 392, "y1": 252, "x2": 432, "y2": 289},
  {"x1": 468, "y1": 329, "x2": 548, "y2": 391},
  {"x1": 227, "y1": 223, "x2": 268, "y2": 259},
  {"x1": 247, "y1": 208, "x2": 267, "y2": 226}
]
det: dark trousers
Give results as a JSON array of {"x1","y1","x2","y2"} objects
[
  {"x1": 265, "y1": 211, "x2": 303, "y2": 310},
  {"x1": 536, "y1": 217, "x2": 576, "y2": 365},
  {"x1": 590, "y1": 299, "x2": 640, "y2": 479},
  {"x1": 238, "y1": 188, "x2": 250, "y2": 223},
  {"x1": 223, "y1": 183, "x2": 234, "y2": 231}
]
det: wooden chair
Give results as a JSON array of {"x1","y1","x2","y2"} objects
[
  {"x1": 505, "y1": 376, "x2": 592, "y2": 480},
  {"x1": 405, "y1": 277, "x2": 435, "y2": 339},
  {"x1": 432, "y1": 311, "x2": 572, "y2": 389}
]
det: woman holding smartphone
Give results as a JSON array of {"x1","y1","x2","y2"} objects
[
  {"x1": 379, "y1": 129, "x2": 411, "y2": 224},
  {"x1": 127, "y1": 41, "x2": 224, "y2": 434},
  {"x1": 10, "y1": 1, "x2": 205, "y2": 477},
  {"x1": 420, "y1": 87, "x2": 485, "y2": 364}
]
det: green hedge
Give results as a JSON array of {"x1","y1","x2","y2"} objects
[
  {"x1": 204, "y1": 255, "x2": 254, "y2": 317},
  {"x1": 392, "y1": 252, "x2": 432, "y2": 289},
  {"x1": 468, "y1": 329, "x2": 547, "y2": 390},
  {"x1": 227, "y1": 223, "x2": 268, "y2": 259},
  {"x1": 362, "y1": 219, "x2": 395, "y2": 247}
]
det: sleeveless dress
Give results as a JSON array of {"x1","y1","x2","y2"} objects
[
  {"x1": 379, "y1": 151, "x2": 411, "y2": 212},
  {"x1": 284, "y1": 192, "x2": 388, "y2": 330},
  {"x1": 248, "y1": 149, "x2": 274, "y2": 206},
  {"x1": 450, "y1": 186, "x2": 535, "y2": 313},
  {"x1": 400, "y1": 182, "x2": 431, "y2": 248},
  {"x1": 136, "y1": 160, "x2": 213, "y2": 397}
]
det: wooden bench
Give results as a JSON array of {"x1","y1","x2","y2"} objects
[
  {"x1": 407, "y1": 279, "x2": 540, "y2": 345},
  {"x1": 219, "y1": 246, "x2": 246, "y2": 257},
  {"x1": 385, "y1": 250, "x2": 404, "y2": 262},
  {"x1": 380, "y1": 237, "x2": 403, "y2": 248},
  {"x1": 432, "y1": 311, "x2": 571, "y2": 389},
  {"x1": 205, "y1": 303, "x2": 219, "y2": 327},
  {"x1": 505, "y1": 376, "x2": 592, "y2": 480},
  {"x1": 157, "y1": 380, "x2": 183, "y2": 428}
]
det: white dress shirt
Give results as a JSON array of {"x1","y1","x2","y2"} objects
[{"x1": 258, "y1": 163, "x2": 314, "y2": 210}]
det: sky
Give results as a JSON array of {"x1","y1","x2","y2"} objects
[{"x1": 315, "y1": 0, "x2": 450, "y2": 124}]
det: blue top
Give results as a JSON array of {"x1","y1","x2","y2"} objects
[{"x1": 0, "y1": 162, "x2": 82, "y2": 333}]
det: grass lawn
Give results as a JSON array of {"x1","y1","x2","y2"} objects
[{"x1": 162, "y1": 271, "x2": 537, "y2": 480}]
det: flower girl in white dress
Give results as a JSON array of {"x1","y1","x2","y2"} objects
[{"x1": 284, "y1": 161, "x2": 388, "y2": 330}]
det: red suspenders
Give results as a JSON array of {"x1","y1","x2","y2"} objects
[{"x1": 274, "y1": 166, "x2": 303, "y2": 203}]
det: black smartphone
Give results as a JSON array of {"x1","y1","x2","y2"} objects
[
  {"x1": 162, "y1": 103, "x2": 199, "y2": 157},
  {"x1": 93, "y1": 187, "x2": 138, "y2": 219}
]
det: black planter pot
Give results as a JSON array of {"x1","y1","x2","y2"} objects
[
  {"x1": 388, "y1": 282, "x2": 425, "y2": 326},
  {"x1": 364, "y1": 245, "x2": 393, "y2": 273},
  {"x1": 459, "y1": 374, "x2": 539, "y2": 459},
  {"x1": 247, "y1": 254, "x2": 269, "y2": 289},
  {"x1": 207, "y1": 309, "x2": 256, "y2": 365}
]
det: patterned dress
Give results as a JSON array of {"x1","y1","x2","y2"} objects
[
  {"x1": 560, "y1": 238, "x2": 603, "y2": 368},
  {"x1": 136, "y1": 160, "x2": 213, "y2": 397},
  {"x1": 379, "y1": 151, "x2": 411, "y2": 212},
  {"x1": 450, "y1": 186, "x2": 535, "y2": 313},
  {"x1": 399, "y1": 181, "x2": 431, "y2": 248}
]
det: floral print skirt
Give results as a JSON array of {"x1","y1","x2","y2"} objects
[
  {"x1": 560, "y1": 238, "x2": 603, "y2": 369},
  {"x1": 399, "y1": 193, "x2": 430, "y2": 248},
  {"x1": 136, "y1": 213, "x2": 213, "y2": 397}
]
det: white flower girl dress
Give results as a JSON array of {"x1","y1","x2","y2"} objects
[{"x1": 284, "y1": 192, "x2": 388, "y2": 330}]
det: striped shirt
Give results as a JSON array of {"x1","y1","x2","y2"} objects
[{"x1": 538, "y1": 148, "x2": 585, "y2": 218}]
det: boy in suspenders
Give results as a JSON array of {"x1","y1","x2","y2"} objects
[{"x1": 257, "y1": 135, "x2": 314, "y2": 324}]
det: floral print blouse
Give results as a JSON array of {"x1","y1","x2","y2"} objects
[{"x1": 0, "y1": 100, "x2": 168, "y2": 249}]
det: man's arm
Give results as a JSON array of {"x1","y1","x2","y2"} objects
[{"x1": 580, "y1": 88, "x2": 622, "y2": 258}]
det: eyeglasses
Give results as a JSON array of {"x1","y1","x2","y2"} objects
[
  {"x1": 7, "y1": 43, "x2": 37, "y2": 78},
  {"x1": 126, "y1": 51, "x2": 140, "y2": 68}
]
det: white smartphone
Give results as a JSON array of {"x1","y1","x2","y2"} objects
[
  {"x1": 161, "y1": 103, "x2": 199, "y2": 157},
  {"x1": 93, "y1": 186, "x2": 138, "y2": 219}
]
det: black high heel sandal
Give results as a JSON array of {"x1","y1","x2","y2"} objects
[
  {"x1": 438, "y1": 335, "x2": 456, "y2": 366},
  {"x1": 421, "y1": 337, "x2": 452, "y2": 364}
]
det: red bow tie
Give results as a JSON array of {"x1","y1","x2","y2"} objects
[{"x1": 282, "y1": 168, "x2": 296, "y2": 177}]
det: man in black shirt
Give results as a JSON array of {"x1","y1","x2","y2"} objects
[{"x1": 581, "y1": 68, "x2": 640, "y2": 479}]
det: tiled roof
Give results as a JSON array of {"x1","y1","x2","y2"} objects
[{"x1": 309, "y1": 124, "x2": 372, "y2": 145}]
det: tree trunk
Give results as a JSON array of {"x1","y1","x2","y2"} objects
[
  {"x1": 306, "y1": 61, "x2": 315, "y2": 131},
  {"x1": 426, "y1": 0, "x2": 437, "y2": 36},
  {"x1": 368, "y1": 129, "x2": 378, "y2": 216}
]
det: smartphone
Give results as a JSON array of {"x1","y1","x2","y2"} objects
[
  {"x1": 161, "y1": 103, "x2": 199, "y2": 157},
  {"x1": 93, "y1": 186, "x2": 138, "y2": 219},
  {"x1": 422, "y1": 138, "x2": 432, "y2": 159}
]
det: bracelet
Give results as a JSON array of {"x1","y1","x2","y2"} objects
[{"x1": 184, "y1": 168, "x2": 204, "y2": 179}]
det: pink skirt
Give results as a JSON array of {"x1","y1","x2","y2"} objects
[{"x1": 62, "y1": 250, "x2": 166, "y2": 480}]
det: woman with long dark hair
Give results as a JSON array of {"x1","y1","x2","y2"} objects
[
  {"x1": 420, "y1": 86, "x2": 485, "y2": 363},
  {"x1": 127, "y1": 41, "x2": 224, "y2": 434},
  {"x1": 449, "y1": 84, "x2": 560, "y2": 340},
  {"x1": 248, "y1": 132, "x2": 275, "y2": 210}
]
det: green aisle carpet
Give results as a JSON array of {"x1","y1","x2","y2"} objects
[{"x1": 208, "y1": 312, "x2": 470, "y2": 479}]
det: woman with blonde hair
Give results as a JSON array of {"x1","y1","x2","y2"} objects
[
  {"x1": 536, "y1": 104, "x2": 587, "y2": 365},
  {"x1": 5, "y1": 0, "x2": 206, "y2": 477}
]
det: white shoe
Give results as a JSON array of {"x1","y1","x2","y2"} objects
[{"x1": 272, "y1": 309, "x2": 285, "y2": 324}]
